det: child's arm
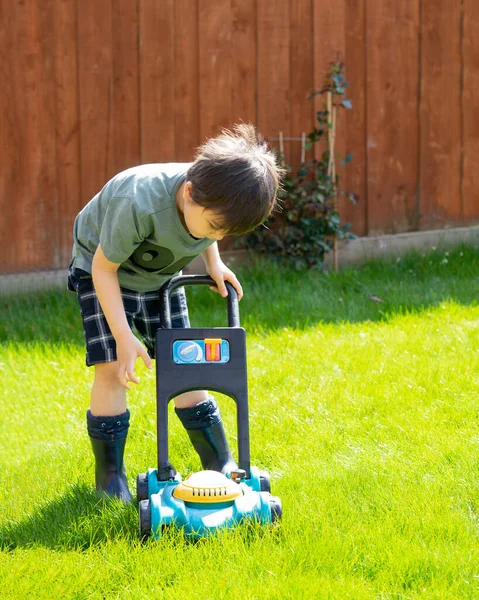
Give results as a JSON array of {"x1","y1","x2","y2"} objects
[
  {"x1": 201, "y1": 242, "x2": 243, "y2": 300},
  {"x1": 92, "y1": 245, "x2": 153, "y2": 389}
]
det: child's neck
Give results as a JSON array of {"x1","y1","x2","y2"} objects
[
  {"x1": 175, "y1": 181, "x2": 200, "y2": 239},
  {"x1": 175, "y1": 181, "x2": 187, "y2": 227}
]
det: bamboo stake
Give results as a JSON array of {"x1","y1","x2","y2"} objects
[
  {"x1": 269, "y1": 137, "x2": 305, "y2": 141},
  {"x1": 332, "y1": 106, "x2": 338, "y2": 272},
  {"x1": 278, "y1": 131, "x2": 286, "y2": 256},
  {"x1": 326, "y1": 91, "x2": 339, "y2": 271},
  {"x1": 327, "y1": 92, "x2": 333, "y2": 177},
  {"x1": 279, "y1": 131, "x2": 285, "y2": 166},
  {"x1": 301, "y1": 132, "x2": 306, "y2": 164}
]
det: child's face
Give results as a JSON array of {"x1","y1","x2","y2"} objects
[{"x1": 181, "y1": 183, "x2": 226, "y2": 241}]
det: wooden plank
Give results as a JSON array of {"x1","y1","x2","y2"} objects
[
  {"x1": 313, "y1": 0, "x2": 346, "y2": 158},
  {"x1": 198, "y1": 0, "x2": 233, "y2": 141},
  {"x1": 0, "y1": 0, "x2": 18, "y2": 272},
  {"x1": 77, "y1": 0, "x2": 113, "y2": 205},
  {"x1": 230, "y1": 0, "x2": 257, "y2": 127},
  {"x1": 462, "y1": 0, "x2": 479, "y2": 221},
  {"x1": 314, "y1": 0, "x2": 357, "y2": 237},
  {"x1": 314, "y1": 0, "x2": 366, "y2": 238},
  {"x1": 366, "y1": 0, "x2": 420, "y2": 234},
  {"x1": 419, "y1": 0, "x2": 462, "y2": 229},
  {"x1": 174, "y1": 0, "x2": 200, "y2": 162},
  {"x1": 257, "y1": 0, "x2": 290, "y2": 157},
  {"x1": 290, "y1": 0, "x2": 314, "y2": 170},
  {"x1": 344, "y1": 0, "x2": 367, "y2": 236},
  {"x1": 3, "y1": 0, "x2": 58, "y2": 271},
  {"x1": 33, "y1": 0, "x2": 58, "y2": 269},
  {"x1": 54, "y1": 0, "x2": 81, "y2": 268},
  {"x1": 112, "y1": 0, "x2": 140, "y2": 172},
  {"x1": 140, "y1": 0, "x2": 175, "y2": 163}
]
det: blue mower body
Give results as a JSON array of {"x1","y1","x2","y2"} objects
[{"x1": 141, "y1": 467, "x2": 275, "y2": 539}]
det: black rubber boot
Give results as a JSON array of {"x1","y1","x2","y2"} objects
[
  {"x1": 175, "y1": 397, "x2": 237, "y2": 475},
  {"x1": 86, "y1": 409, "x2": 133, "y2": 503}
]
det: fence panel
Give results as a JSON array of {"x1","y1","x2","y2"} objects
[
  {"x1": 173, "y1": 0, "x2": 200, "y2": 162},
  {"x1": 1, "y1": 0, "x2": 477, "y2": 274},
  {"x1": 0, "y1": 2, "x2": 20, "y2": 273},
  {"x1": 140, "y1": 0, "x2": 174, "y2": 163},
  {"x1": 257, "y1": 0, "x2": 291, "y2": 159},
  {"x1": 344, "y1": 0, "x2": 367, "y2": 236},
  {"x1": 463, "y1": 0, "x2": 479, "y2": 221},
  {"x1": 2, "y1": 1, "x2": 59, "y2": 271},
  {"x1": 77, "y1": 0, "x2": 114, "y2": 204},
  {"x1": 366, "y1": 0, "x2": 420, "y2": 235},
  {"x1": 231, "y1": 0, "x2": 257, "y2": 129},
  {"x1": 54, "y1": 0, "x2": 81, "y2": 265},
  {"x1": 290, "y1": 0, "x2": 315, "y2": 169},
  {"x1": 419, "y1": 0, "x2": 463, "y2": 229},
  {"x1": 112, "y1": 0, "x2": 141, "y2": 173}
]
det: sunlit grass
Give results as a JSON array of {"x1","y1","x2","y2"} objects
[{"x1": 1, "y1": 245, "x2": 479, "y2": 599}]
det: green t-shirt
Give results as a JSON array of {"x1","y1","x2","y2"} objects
[{"x1": 71, "y1": 163, "x2": 215, "y2": 292}]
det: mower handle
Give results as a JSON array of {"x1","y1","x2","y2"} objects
[{"x1": 159, "y1": 275, "x2": 240, "y2": 328}]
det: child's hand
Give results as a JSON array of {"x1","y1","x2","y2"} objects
[
  {"x1": 206, "y1": 260, "x2": 243, "y2": 301},
  {"x1": 115, "y1": 330, "x2": 153, "y2": 390}
]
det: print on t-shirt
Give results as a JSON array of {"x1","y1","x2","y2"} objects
[{"x1": 130, "y1": 241, "x2": 193, "y2": 274}]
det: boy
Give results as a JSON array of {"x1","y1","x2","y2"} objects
[{"x1": 68, "y1": 124, "x2": 282, "y2": 502}]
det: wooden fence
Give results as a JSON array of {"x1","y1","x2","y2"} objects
[{"x1": 1, "y1": 0, "x2": 478, "y2": 273}]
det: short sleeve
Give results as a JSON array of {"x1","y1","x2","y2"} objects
[{"x1": 99, "y1": 196, "x2": 146, "y2": 264}]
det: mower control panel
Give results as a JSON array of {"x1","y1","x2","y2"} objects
[{"x1": 173, "y1": 338, "x2": 230, "y2": 364}]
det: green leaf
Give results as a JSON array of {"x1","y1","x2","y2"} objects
[
  {"x1": 329, "y1": 212, "x2": 341, "y2": 226},
  {"x1": 341, "y1": 99, "x2": 352, "y2": 109},
  {"x1": 340, "y1": 153, "x2": 353, "y2": 165}
]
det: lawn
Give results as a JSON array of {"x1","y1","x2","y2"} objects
[{"x1": 1, "y1": 245, "x2": 479, "y2": 599}]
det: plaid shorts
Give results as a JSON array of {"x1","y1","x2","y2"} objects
[{"x1": 68, "y1": 267, "x2": 190, "y2": 366}]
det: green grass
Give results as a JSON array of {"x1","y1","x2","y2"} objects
[{"x1": 1, "y1": 245, "x2": 479, "y2": 599}]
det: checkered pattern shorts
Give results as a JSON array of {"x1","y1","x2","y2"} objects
[{"x1": 68, "y1": 268, "x2": 190, "y2": 366}]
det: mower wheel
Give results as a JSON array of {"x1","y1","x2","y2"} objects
[
  {"x1": 136, "y1": 472, "x2": 149, "y2": 502},
  {"x1": 259, "y1": 470, "x2": 271, "y2": 493},
  {"x1": 138, "y1": 499, "x2": 151, "y2": 540},
  {"x1": 270, "y1": 496, "x2": 282, "y2": 523}
]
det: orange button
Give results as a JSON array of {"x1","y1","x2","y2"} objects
[{"x1": 205, "y1": 339, "x2": 222, "y2": 361}]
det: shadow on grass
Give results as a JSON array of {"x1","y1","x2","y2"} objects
[
  {"x1": 0, "y1": 483, "x2": 138, "y2": 550},
  {"x1": 0, "y1": 288, "x2": 85, "y2": 346},
  {"x1": 2, "y1": 245, "x2": 479, "y2": 343},
  {"x1": 191, "y1": 244, "x2": 479, "y2": 333},
  {"x1": 0, "y1": 483, "x2": 285, "y2": 551}
]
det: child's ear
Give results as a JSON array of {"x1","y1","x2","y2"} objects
[{"x1": 184, "y1": 181, "x2": 194, "y2": 201}]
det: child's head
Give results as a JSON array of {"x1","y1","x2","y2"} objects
[{"x1": 185, "y1": 124, "x2": 283, "y2": 237}]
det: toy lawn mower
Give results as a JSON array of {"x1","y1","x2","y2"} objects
[{"x1": 137, "y1": 274, "x2": 282, "y2": 540}]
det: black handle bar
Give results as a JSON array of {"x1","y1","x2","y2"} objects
[{"x1": 159, "y1": 275, "x2": 240, "y2": 328}]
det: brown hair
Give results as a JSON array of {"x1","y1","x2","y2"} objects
[{"x1": 186, "y1": 124, "x2": 284, "y2": 236}]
